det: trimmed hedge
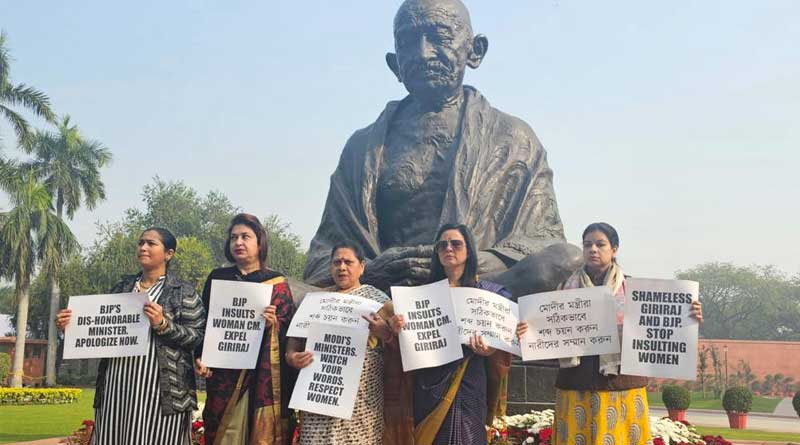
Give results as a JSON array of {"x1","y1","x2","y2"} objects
[
  {"x1": 662, "y1": 384, "x2": 691, "y2": 410},
  {"x1": 793, "y1": 391, "x2": 800, "y2": 418},
  {"x1": 0, "y1": 387, "x2": 82, "y2": 405},
  {"x1": 722, "y1": 386, "x2": 753, "y2": 413}
]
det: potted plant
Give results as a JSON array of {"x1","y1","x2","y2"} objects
[
  {"x1": 722, "y1": 386, "x2": 752, "y2": 429},
  {"x1": 793, "y1": 391, "x2": 800, "y2": 419},
  {"x1": 662, "y1": 385, "x2": 691, "y2": 421}
]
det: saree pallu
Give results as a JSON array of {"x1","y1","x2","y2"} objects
[
  {"x1": 387, "y1": 280, "x2": 511, "y2": 445},
  {"x1": 203, "y1": 276, "x2": 297, "y2": 445},
  {"x1": 554, "y1": 388, "x2": 652, "y2": 445}
]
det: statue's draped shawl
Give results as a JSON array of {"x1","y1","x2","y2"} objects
[{"x1": 304, "y1": 87, "x2": 565, "y2": 286}]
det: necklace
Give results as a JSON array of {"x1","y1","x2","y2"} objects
[{"x1": 137, "y1": 281, "x2": 153, "y2": 292}]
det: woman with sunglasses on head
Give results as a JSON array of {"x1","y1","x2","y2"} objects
[
  {"x1": 56, "y1": 227, "x2": 206, "y2": 445},
  {"x1": 285, "y1": 241, "x2": 395, "y2": 444},
  {"x1": 390, "y1": 223, "x2": 512, "y2": 445},
  {"x1": 194, "y1": 213, "x2": 297, "y2": 445},
  {"x1": 517, "y1": 222, "x2": 703, "y2": 445}
]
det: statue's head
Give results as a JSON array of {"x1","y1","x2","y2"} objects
[{"x1": 387, "y1": 0, "x2": 488, "y2": 107}]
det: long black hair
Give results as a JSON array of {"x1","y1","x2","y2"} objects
[{"x1": 428, "y1": 223, "x2": 479, "y2": 287}]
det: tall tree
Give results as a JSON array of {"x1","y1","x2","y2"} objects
[
  {"x1": 171, "y1": 236, "x2": 216, "y2": 294},
  {"x1": 24, "y1": 115, "x2": 110, "y2": 385},
  {"x1": 263, "y1": 214, "x2": 307, "y2": 279},
  {"x1": 0, "y1": 31, "x2": 56, "y2": 148},
  {"x1": 677, "y1": 262, "x2": 799, "y2": 340},
  {"x1": 0, "y1": 167, "x2": 75, "y2": 387}
]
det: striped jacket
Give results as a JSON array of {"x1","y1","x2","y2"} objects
[{"x1": 93, "y1": 272, "x2": 207, "y2": 415}]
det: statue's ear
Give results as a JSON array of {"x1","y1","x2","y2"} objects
[
  {"x1": 467, "y1": 34, "x2": 488, "y2": 69},
  {"x1": 386, "y1": 52, "x2": 402, "y2": 82}
]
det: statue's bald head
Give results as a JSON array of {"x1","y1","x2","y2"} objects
[
  {"x1": 394, "y1": 0, "x2": 473, "y2": 39},
  {"x1": 387, "y1": 0, "x2": 487, "y2": 108}
]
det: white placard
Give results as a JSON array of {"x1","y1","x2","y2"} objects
[
  {"x1": 287, "y1": 292, "x2": 384, "y2": 338},
  {"x1": 621, "y1": 278, "x2": 699, "y2": 380},
  {"x1": 63, "y1": 293, "x2": 151, "y2": 359},
  {"x1": 451, "y1": 287, "x2": 521, "y2": 356},
  {"x1": 200, "y1": 280, "x2": 272, "y2": 369},
  {"x1": 391, "y1": 279, "x2": 463, "y2": 371},
  {"x1": 289, "y1": 323, "x2": 369, "y2": 419},
  {"x1": 518, "y1": 286, "x2": 620, "y2": 361}
]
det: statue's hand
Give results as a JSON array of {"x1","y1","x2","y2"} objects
[
  {"x1": 495, "y1": 242, "x2": 583, "y2": 298},
  {"x1": 364, "y1": 245, "x2": 433, "y2": 289}
]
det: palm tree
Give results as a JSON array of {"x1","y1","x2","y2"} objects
[
  {"x1": 0, "y1": 31, "x2": 56, "y2": 148},
  {"x1": 0, "y1": 165, "x2": 76, "y2": 387},
  {"x1": 24, "y1": 115, "x2": 111, "y2": 385}
]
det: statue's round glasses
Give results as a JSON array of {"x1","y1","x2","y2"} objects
[{"x1": 435, "y1": 239, "x2": 465, "y2": 252}]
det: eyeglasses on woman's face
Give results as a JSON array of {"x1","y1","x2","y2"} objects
[{"x1": 435, "y1": 239, "x2": 465, "y2": 252}]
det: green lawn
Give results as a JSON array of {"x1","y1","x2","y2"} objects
[
  {"x1": 0, "y1": 390, "x2": 207, "y2": 444},
  {"x1": 647, "y1": 391, "x2": 783, "y2": 413},
  {"x1": 696, "y1": 426, "x2": 800, "y2": 442},
  {"x1": 0, "y1": 388, "x2": 95, "y2": 444}
]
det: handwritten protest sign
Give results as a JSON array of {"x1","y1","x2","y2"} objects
[
  {"x1": 289, "y1": 323, "x2": 368, "y2": 419},
  {"x1": 451, "y1": 287, "x2": 520, "y2": 356},
  {"x1": 621, "y1": 278, "x2": 699, "y2": 380},
  {"x1": 518, "y1": 286, "x2": 620, "y2": 361},
  {"x1": 391, "y1": 279, "x2": 462, "y2": 371},
  {"x1": 63, "y1": 293, "x2": 151, "y2": 359},
  {"x1": 200, "y1": 280, "x2": 272, "y2": 369},
  {"x1": 287, "y1": 292, "x2": 383, "y2": 338}
]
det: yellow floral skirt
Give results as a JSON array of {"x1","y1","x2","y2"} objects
[{"x1": 554, "y1": 387, "x2": 652, "y2": 445}]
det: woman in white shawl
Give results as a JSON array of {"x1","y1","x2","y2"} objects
[{"x1": 517, "y1": 222, "x2": 703, "y2": 445}]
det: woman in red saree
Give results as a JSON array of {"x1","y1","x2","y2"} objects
[{"x1": 195, "y1": 213, "x2": 297, "y2": 445}]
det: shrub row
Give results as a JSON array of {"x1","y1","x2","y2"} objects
[{"x1": 0, "y1": 388, "x2": 82, "y2": 405}]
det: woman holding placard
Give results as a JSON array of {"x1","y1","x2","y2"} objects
[
  {"x1": 285, "y1": 241, "x2": 394, "y2": 444},
  {"x1": 390, "y1": 223, "x2": 512, "y2": 445},
  {"x1": 516, "y1": 222, "x2": 703, "y2": 445},
  {"x1": 194, "y1": 213, "x2": 297, "y2": 445},
  {"x1": 56, "y1": 227, "x2": 206, "y2": 444}
]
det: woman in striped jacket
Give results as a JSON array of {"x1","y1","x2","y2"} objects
[{"x1": 57, "y1": 227, "x2": 206, "y2": 445}]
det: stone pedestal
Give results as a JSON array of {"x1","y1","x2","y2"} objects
[{"x1": 506, "y1": 358, "x2": 559, "y2": 414}]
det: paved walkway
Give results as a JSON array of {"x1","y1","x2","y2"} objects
[
  {"x1": 4, "y1": 439, "x2": 63, "y2": 445},
  {"x1": 650, "y1": 406, "x2": 800, "y2": 433},
  {"x1": 775, "y1": 397, "x2": 799, "y2": 417}
]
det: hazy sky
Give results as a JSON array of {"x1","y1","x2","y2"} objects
[{"x1": 2, "y1": 1, "x2": 798, "y2": 279}]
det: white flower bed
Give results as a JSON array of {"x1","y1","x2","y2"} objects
[
  {"x1": 649, "y1": 416, "x2": 704, "y2": 444},
  {"x1": 491, "y1": 409, "x2": 705, "y2": 445}
]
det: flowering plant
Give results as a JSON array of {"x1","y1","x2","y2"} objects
[
  {"x1": 488, "y1": 410, "x2": 718, "y2": 445},
  {"x1": 701, "y1": 436, "x2": 732, "y2": 445},
  {"x1": 191, "y1": 402, "x2": 205, "y2": 445},
  {"x1": 650, "y1": 416, "x2": 704, "y2": 444},
  {"x1": 487, "y1": 409, "x2": 555, "y2": 444},
  {"x1": 60, "y1": 419, "x2": 94, "y2": 445}
]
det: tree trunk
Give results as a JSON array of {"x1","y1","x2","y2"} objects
[
  {"x1": 45, "y1": 202, "x2": 64, "y2": 386},
  {"x1": 10, "y1": 285, "x2": 30, "y2": 388},
  {"x1": 45, "y1": 280, "x2": 60, "y2": 386}
]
